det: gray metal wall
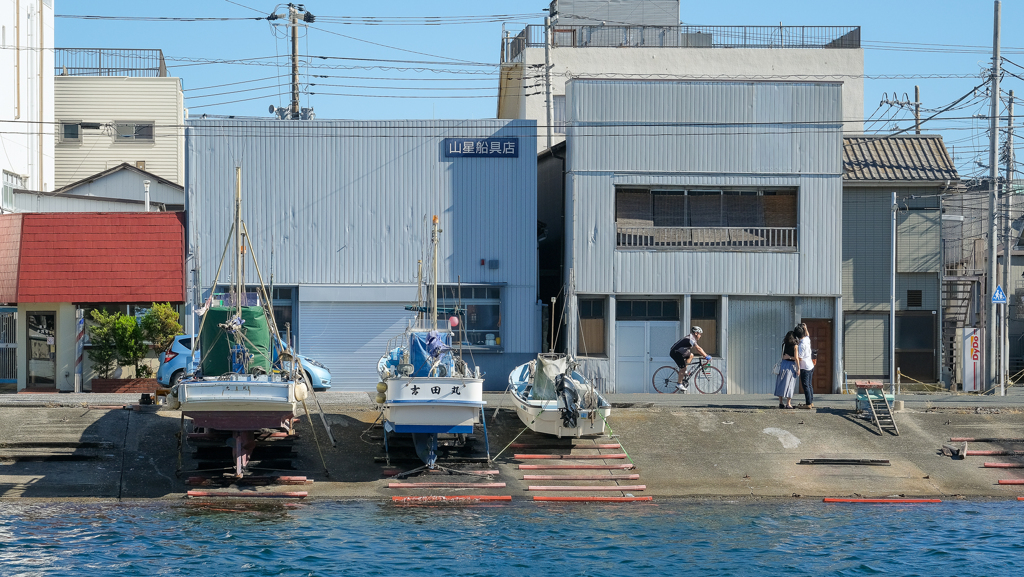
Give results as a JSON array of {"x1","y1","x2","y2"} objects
[
  {"x1": 564, "y1": 80, "x2": 843, "y2": 297},
  {"x1": 727, "y1": 297, "x2": 794, "y2": 394},
  {"x1": 185, "y1": 119, "x2": 539, "y2": 386},
  {"x1": 842, "y1": 189, "x2": 891, "y2": 310}
]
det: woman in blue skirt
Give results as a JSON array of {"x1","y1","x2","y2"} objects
[{"x1": 774, "y1": 331, "x2": 801, "y2": 409}]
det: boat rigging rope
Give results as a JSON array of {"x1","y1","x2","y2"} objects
[
  {"x1": 491, "y1": 408, "x2": 546, "y2": 461},
  {"x1": 597, "y1": 411, "x2": 636, "y2": 468},
  {"x1": 300, "y1": 398, "x2": 331, "y2": 478}
]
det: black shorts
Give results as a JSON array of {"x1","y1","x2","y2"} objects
[{"x1": 670, "y1": 348, "x2": 692, "y2": 368}]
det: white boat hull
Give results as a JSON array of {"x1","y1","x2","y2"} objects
[
  {"x1": 509, "y1": 360, "x2": 611, "y2": 438},
  {"x1": 382, "y1": 377, "x2": 485, "y2": 434},
  {"x1": 174, "y1": 376, "x2": 298, "y2": 430}
]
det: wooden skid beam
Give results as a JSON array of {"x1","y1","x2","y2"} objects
[{"x1": 528, "y1": 485, "x2": 646, "y2": 491}]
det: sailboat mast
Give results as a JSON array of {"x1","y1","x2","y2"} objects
[
  {"x1": 431, "y1": 215, "x2": 438, "y2": 331},
  {"x1": 235, "y1": 167, "x2": 243, "y2": 318}
]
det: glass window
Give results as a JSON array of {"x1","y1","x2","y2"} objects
[
  {"x1": 115, "y1": 122, "x2": 155, "y2": 142},
  {"x1": 577, "y1": 298, "x2": 606, "y2": 356},
  {"x1": 436, "y1": 285, "x2": 501, "y2": 348},
  {"x1": 60, "y1": 121, "x2": 81, "y2": 144},
  {"x1": 690, "y1": 299, "x2": 719, "y2": 356},
  {"x1": 617, "y1": 299, "x2": 679, "y2": 321},
  {"x1": 553, "y1": 95, "x2": 566, "y2": 134},
  {"x1": 2, "y1": 170, "x2": 24, "y2": 210}
]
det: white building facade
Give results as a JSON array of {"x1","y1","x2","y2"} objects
[{"x1": 0, "y1": 0, "x2": 55, "y2": 210}]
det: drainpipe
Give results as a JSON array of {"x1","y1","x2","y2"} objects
[
  {"x1": 38, "y1": 0, "x2": 44, "y2": 190},
  {"x1": 143, "y1": 180, "x2": 151, "y2": 212},
  {"x1": 544, "y1": 16, "x2": 553, "y2": 151}
]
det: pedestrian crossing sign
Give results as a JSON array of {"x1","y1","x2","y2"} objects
[{"x1": 993, "y1": 285, "x2": 1007, "y2": 304}]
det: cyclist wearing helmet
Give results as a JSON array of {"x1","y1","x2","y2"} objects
[{"x1": 669, "y1": 326, "x2": 712, "y2": 391}]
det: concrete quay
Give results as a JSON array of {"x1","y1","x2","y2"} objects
[{"x1": 2, "y1": 389, "x2": 1024, "y2": 501}]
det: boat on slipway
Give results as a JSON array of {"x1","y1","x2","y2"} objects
[
  {"x1": 166, "y1": 167, "x2": 310, "y2": 478},
  {"x1": 375, "y1": 215, "x2": 487, "y2": 471},
  {"x1": 508, "y1": 353, "x2": 610, "y2": 438}
]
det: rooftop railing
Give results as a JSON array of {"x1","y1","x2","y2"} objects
[
  {"x1": 55, "y1": 48, "x2": 167, "y2": 77},
  {"x1": 502, "y1": 25, "x2": 860, "y2": 62}
]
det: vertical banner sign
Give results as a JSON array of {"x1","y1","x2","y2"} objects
[
  {"x1": 75, "y1": 309, "x2": 85, "y2": 393},
  {"x1": 962, "y1": 327, "x2": 983, "y2": 392}
]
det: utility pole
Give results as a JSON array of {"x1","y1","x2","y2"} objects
[
  {"x1": 290, "y1": 4, "x2": 300, "y2": 120},
  {"x1": 544, "y1": 16, "x2": 553, "y2": 150},
  {"x1": 987, "y1": 0, "x2": 1001, "y2": 391},
  {"x1": 914, "y1": 85, "x2": 921, "y2": 135},
  {"x1": 1002, "y1": 90, "x2": 1015, "y2": 396},
  {"x1": 268, "y1": 4, "x2": 315, "y2": 120}
]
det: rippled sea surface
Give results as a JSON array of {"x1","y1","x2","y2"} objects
[{"x1": 0, "y1": 499, "x2": 1021, "y2": 576}]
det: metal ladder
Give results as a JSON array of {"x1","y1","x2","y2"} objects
[{"x1": 864, "y1": 386, "x2": 899, "y2": 436}]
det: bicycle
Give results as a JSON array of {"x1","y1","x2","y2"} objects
[{"x1": 652, "y1": 357, "x2": 724, "y2": 394}]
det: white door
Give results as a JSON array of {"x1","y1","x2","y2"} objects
[{"x1": 615, "y1": 321, "x2": 680, "y2": 393}]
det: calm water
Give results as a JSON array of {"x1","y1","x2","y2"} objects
[{"x1": 0, "y1": 499, "x2": 1021, "y2": 576}]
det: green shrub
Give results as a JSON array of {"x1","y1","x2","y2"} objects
[
  {"x1": 113, "y1": 314, "x2": 150, "y2": 378},
  {"x1": 141, "y1": 302, "x2": 183, "y2": 352},
  {"x1": 86, "y1": 309, "x2": 118, "y2": 379}
]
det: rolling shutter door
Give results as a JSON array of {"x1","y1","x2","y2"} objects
[{"x1": 298, "y1": 302, "x2": 415, "y2": 390}]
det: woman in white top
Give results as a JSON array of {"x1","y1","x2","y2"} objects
[{"x1": 795, "y1": 323, "x2": 814, "y2": 409}]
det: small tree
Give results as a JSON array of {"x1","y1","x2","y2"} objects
[
  {"x1": 141, "y1": 302, "x2": 183, "y2": 351},
  {"x1": 113, "y1": 314, "x2": 150, "y2": 378},
  {"x1": 86, "y1": 309, "x2": 118, "y2": 379}
]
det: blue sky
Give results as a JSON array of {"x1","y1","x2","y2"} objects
[{"x1": 55, "y1": 1, "x2": 1024, "y2": 177}]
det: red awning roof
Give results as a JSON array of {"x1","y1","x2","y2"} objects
[{"x1": 0, "y1": 212, "x2": 184, "y2": 304}]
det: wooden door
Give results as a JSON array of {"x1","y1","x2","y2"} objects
[{"x1": 803, "y1": 319, "x2": 833, "y2": 394}]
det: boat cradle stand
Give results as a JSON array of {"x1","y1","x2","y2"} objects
[{"x1": 383, "y1": 407, "x2": 491, "y2": 479}]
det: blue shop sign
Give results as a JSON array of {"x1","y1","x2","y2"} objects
[{"x1": 444, "y1": 138, "x2": 518, "y2": 158}]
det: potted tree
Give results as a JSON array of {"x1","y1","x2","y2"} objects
[{"x1": 89, "y1": 303, "x2": 182, "y2": 394}]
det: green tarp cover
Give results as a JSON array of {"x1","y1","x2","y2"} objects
[{"x1": 198, "y1": 306, "x2": 273, "y2": 376}]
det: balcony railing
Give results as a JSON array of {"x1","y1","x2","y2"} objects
[
  {"x1": 617, "y1": 226, "x2": 797, "y2": 251},
  {"x1": 55, "y1": 48, "x2": 167, "y2": 77},
  {"x1": 503, "y1": 25, "x2": 860, "y2": 62}
]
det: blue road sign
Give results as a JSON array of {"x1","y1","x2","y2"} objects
[{"x1": 993, "y1": 285, "x2": 1007, "y2": 304}]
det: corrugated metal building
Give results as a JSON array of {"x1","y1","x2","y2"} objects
[
  {"x1": 558, "y1": 79, "x2": 844, "y2": 394},
  {"x1": 185, "y1": 119, "x2": 538, "y2": 390}
]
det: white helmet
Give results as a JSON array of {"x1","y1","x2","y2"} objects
[{"x1": 690, "y1": 326, "x2": 703, "y2": 335}]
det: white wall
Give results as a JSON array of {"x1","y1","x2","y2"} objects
[
  {"x1": 500, "y1": 45, "x2": 864, "y2": 152},
  {"x1": 54, "y1": 76, "x2": 184, "y2": 187},
  {"x1": 0, "y1": 0, "x2": 55, "y2": 194}
]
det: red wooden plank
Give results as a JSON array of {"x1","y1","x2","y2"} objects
[
  {"x1": 515, "y1": 453, "x2": 627, "y2": 460},
  {"x1": 983, "y1": 463, "x2": 1024, "y2": 468},
  {"x1": 186, "y1": 491, "x2": 307, "y2": 498},
  {"x1": 966, "y1": 450, "x2": 1024, "y2": 456},
  {"x1": 997, "y1": 479, "x2": 1024, "y2": 485},
  {"x1": 528, "y1": 485, "x2": 645, "y2": 491},
  {"x1": 822, "y1": 498, "x2": 941, "y2": 503},
  {"x1": 534, "y1": 496, "x2": 652, "y2": 502},
  {"x1": 388, "y1": 482, "x2": 506, "y2": 489},
  {"x1": 518, "y1": 464, "x2": 635, "y2": 470},
  {"x1": 392, "y1": 495, "x2": 511, "y2": 503},
  {"x1": 523, "y1": 474, "x2": 640, "y2": 481},
  {"x1": 510, "y1": 443, "x2": 622, "y2": 449}
]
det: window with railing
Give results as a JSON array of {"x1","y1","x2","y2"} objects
[{"x1": 615, "y1": 187, "x2": 798, "y2": 251}]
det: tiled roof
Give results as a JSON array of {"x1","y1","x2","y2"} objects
[
  {"x1": 843, "y1": 135, "x2": 959, "y2": 183},
  {"x1": 12, "y1": 212, "x2": 184, "y2": 303},
  {"x1": 0, "y1": 215, "x2": 24, "y2": 303}
]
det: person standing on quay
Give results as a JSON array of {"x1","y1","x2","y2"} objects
[
  {"x1": 774, "y1": 331, "x2": 800, "y2": 409},
  {"x1": 795, "y1": 323, "x2": 814, "y2": 409}
]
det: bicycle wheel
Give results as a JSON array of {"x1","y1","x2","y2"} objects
[
  {"x1": 651, "y1": 365, "x2": 682, "y2": 393},
  {"x1": 692, "y1": 364, "x2": 724, "y2": 394}
]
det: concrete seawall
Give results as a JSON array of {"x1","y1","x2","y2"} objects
[{"x1": 2, "y1": 391, "x2": 1023, "y2": 501}]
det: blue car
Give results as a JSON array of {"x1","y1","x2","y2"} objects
[{"x1": 156, "y1": 334, "x2": 332, "y2": 390}]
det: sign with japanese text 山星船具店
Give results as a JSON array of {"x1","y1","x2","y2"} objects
[{"x1": 444, "y1": 138, "x2": 518, "y2": 158}]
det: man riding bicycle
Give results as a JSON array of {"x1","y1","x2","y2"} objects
[{"x1": 669, "y1": 326, "x2": 712, "y2": 391}]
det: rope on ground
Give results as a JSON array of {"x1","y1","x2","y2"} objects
[
  {"x1": 895, "y1": 370, "x2": 946, "y2": 392},
  {"x1": 491, "y1": 408, "x2": 545, "y2": 461},
  {"x1": 599, "y1": 412, "x2": 636, "y2": 468},
  {"x1": 300, "y1": 399, "x2": 331, "y2": 478}
]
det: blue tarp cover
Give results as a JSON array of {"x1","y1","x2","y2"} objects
[{"x1": 409, "y1": 330, "x2": 452, "y2": 377}]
